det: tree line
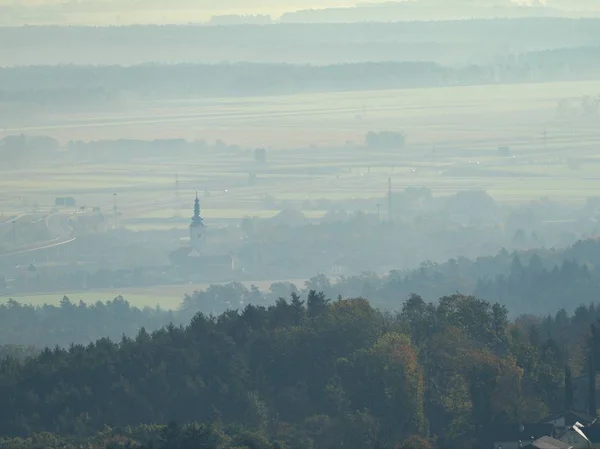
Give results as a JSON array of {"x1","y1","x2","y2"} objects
[
  {"x1": 2, "y1": 19, "x2": 599, "y2": 57},
  {"x1": 2, "y1": 45, "x2": 600, "y2": 105},
  {"x1": 0, "y1": 290, "x2": 577, "y2": 449},
  {"x1": 6, "y1": 238, "x2": 600, "y2": 349}
]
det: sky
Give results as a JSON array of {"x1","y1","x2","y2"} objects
[
  {"x1": 1, "y1": 0, "x2": 598, "y2": 26},
  {"x1": 1, "y1": 0, "x2": 371, "y2": 24}
]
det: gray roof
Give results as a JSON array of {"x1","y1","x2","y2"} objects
[
  {"x1": 541, "y1": 410, "x2": 596, "y2": 426},
  {"x1": 491, "y1": 423, "x2": 554, "y2": 442},
  {"x1": 525, "y1": 436, "x2": 571, "y2": 449},
  {"x1": 580, "y1": 426, "x2": 600, "y2": 443}
]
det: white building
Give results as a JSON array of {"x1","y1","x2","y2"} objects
[{"x1": 189, "y1": 192, "x2": 205, "y2": 255}]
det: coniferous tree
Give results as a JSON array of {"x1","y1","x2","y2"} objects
[
  {"x1": 565, "y1": 365, "x2": 574, "y2": 411},
  {"x1": 590, "y1": 353, "x2": 597, "y2": 417}
]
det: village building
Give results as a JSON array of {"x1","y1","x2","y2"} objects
[
  {"x1": 168, "y1": 194, "x2": 235, "y2": 275},
  {"x1": 560, "y1": 424, "x2": 600, "y2": 449},
  {"x1": 492, "y1": 423, "x2": 555, "y2": 449}
]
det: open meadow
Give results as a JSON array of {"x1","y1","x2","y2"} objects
[
  {"x1": 4, "y1": 279, "x2": 307, "y2": 310},
  {"x1": 3, "y1": 79, "x2": 600, "y2": 229}
]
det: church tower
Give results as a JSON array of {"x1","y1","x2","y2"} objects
[{"x1": 190, "y1": 192, "x2": 204, "y2": 254}]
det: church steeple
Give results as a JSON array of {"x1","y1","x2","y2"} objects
[{"x1": 191, "y1": 192, "x2": 203, "y2": 227}]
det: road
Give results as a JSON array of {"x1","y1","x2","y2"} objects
[
  {"x1": 45, "y1": 212, "x2": 75, "y2": 241},
  {"x1": 0, "y1": 210, "x2": 76, "y2": 258},
  {"x1": 0, "y1": 237, "x2": 77, "y2": 258},
  {"x1": 0, "y1": 213, "x2": 32, "y2": 225}
]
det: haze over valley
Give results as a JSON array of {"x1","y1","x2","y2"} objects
[
  {"x1": 3, "y1": 0, "x2": 600, "y2": 25},
  {"x1": 3, "y1": 3, "x2": 600, "y2": 449}
]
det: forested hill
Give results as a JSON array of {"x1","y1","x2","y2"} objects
[
  {"x1": 3, "y1": 47, "x2": 600, "y2": 105},
  {"x1": 2, "y1": 19, "x2": 600, "y2": 66},
  {"x1": 5, "y1": 238, "x2": 600, "y2": 349},
  {"x1": 0, "y1": 293, "x2": 574, "y2": 449}
]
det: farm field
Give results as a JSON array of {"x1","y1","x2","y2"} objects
[
  {"x1": 7, "y1": 79, "x2": 600, "y2": 146},
  {"x1": 2, "y1": 279, "x2": 307, "y2": 310},
  {"x1": 3, "y1": 79, "x2": 600, "y2": 228}
]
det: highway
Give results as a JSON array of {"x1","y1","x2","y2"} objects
[
  {"x1": 0, "y1": 237, "x2": 77, "y2": 258},
  {"x1": 0, "y1": 210, "x2": 76, "y2": 258},
  {"x1": 0, "y1": 187, "x2": 206, "y2": 259},
  {"x1": 1, "y1": 213, "x2": 32, "y2": 225}
]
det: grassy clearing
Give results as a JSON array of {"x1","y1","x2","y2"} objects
[{"x1": 2, "y1": 279, "x2": 307, "y2": 309}]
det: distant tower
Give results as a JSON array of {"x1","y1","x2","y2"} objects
[{"x1": 190, "y1": 192, "x2": 205, "y2": 253}]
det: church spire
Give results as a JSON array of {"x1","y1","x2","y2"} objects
[{"x1": 191, "y1": 192, "x2": 203, "y2": 226}]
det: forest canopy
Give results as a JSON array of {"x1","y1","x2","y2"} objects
[{"x1": 0, "y1": 290, "x2": 589, "y2": 449}]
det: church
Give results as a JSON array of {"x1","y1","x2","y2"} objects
[
  {"x1": 168, "y1": 194, "x2": 235, "y2": 273},
  {"x1": 189, "y1": 192, "x2": 205, "y2": 257}
]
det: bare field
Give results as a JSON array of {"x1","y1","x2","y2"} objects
[{"x1": 3, "y1": 80, "x2": 600, "y2": 222}]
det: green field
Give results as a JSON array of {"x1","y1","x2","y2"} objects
[
  {"x1": 3, "y1": 79, "x2": 600, "y2": 226},
  {"x1": 2, "y1": 279, "x2": 307, "y2": 310}
]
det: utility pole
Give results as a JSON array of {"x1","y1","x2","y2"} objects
[
  {"x1": 113, "y1": 193, "x2": 118, "y2": 231},
  {"x1": 81, "y1": 206, "x2": 86, "y2": 234}
]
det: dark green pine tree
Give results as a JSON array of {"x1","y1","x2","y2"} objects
[
  {"x1": 589, "y1": 324, "x2": 598, "y2": 417},
  {"x1": 565, "y1": 365, "x2": 574, "y2": 411}
]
